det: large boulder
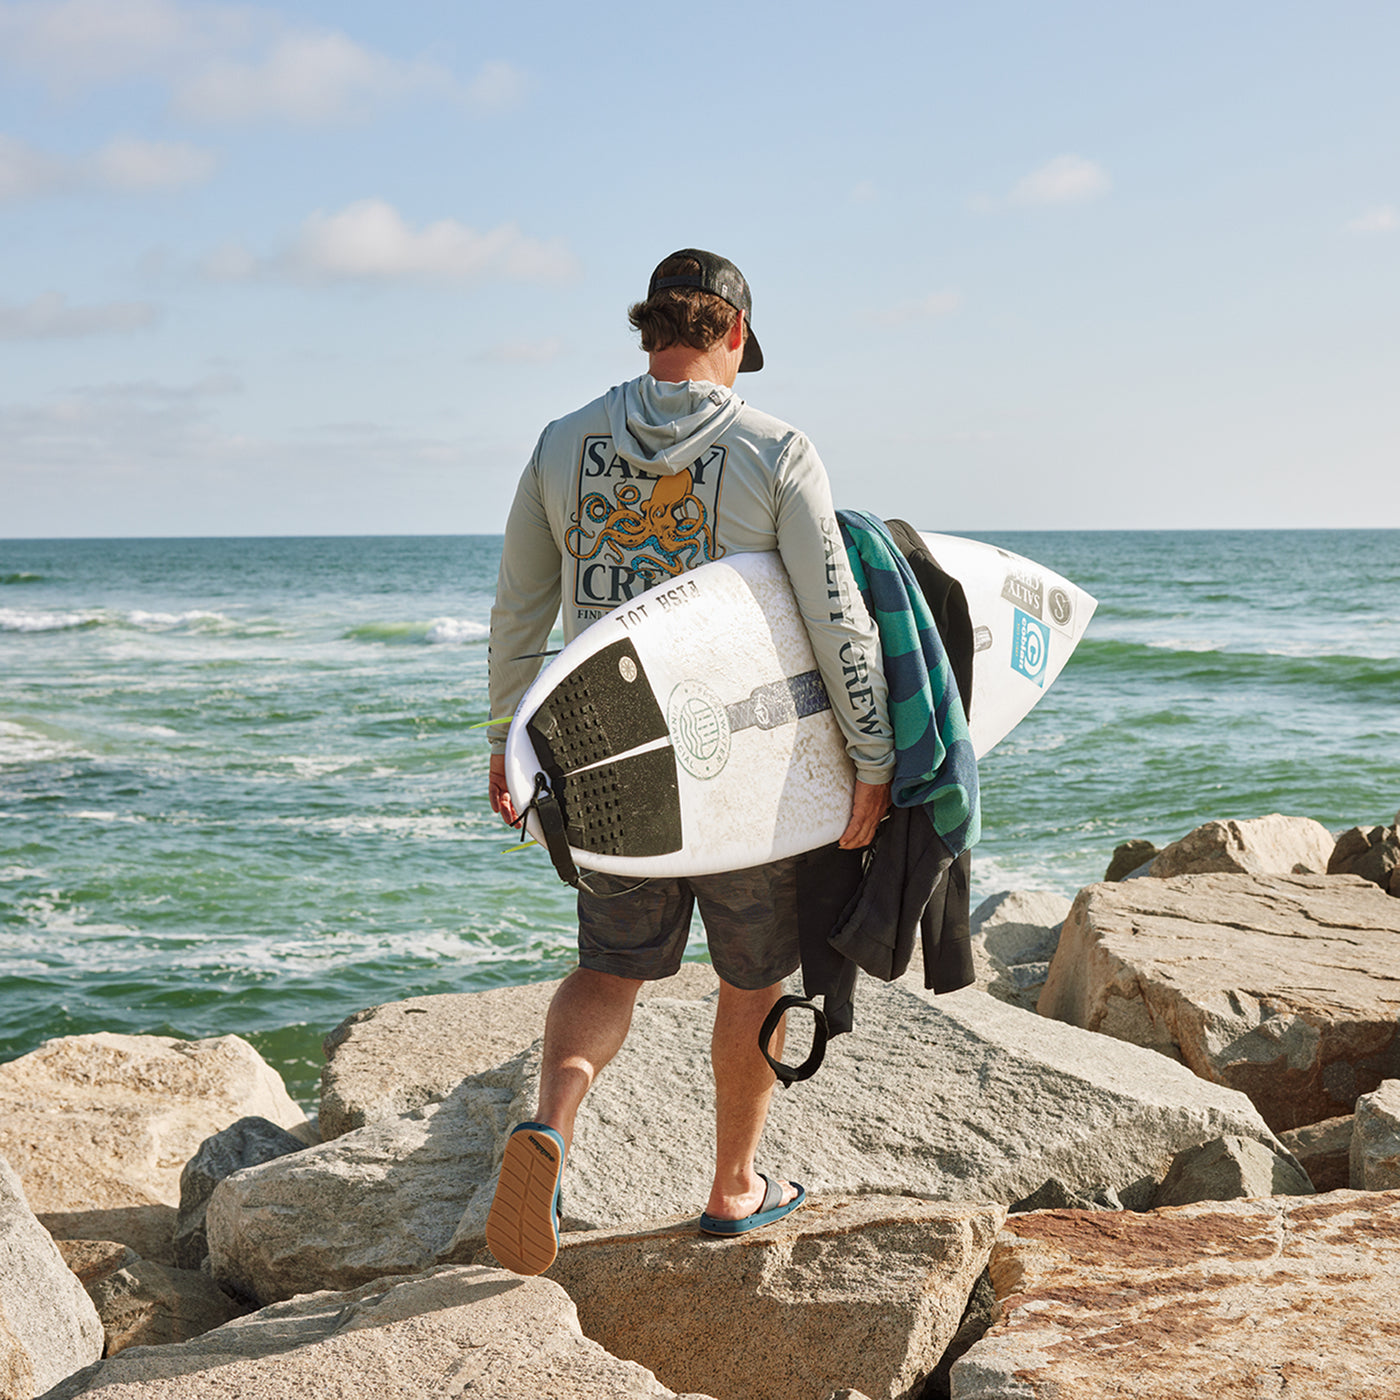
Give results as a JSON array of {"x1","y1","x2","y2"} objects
[
  {"x1": 173, "y1": 1116, "x2": 307, "y2": 1270},
  {"x1": 1038, "y1": 873, "x2": 1400, "y2": 1132},
  {"x1": 211, "y1": 981, "x2": 1285, "y2": 1305},
  {"x1": 542, "y1": 1194, "x2": 1004, "y2": 1400},
  {"x1": 0, "y1": 1034, "x2": 310, "y2": 1261},
  {"x1": 1350, "y1": 1079, "x2": 1400, "y2": 1190},
  {"x1": 1149, "y1": 813, "x2": 1336, "y2": 878},
  {"x1": 1150, "y1": 1134, "x2": 1313, "y2": 1208},
  {"x1": 953, "y1": 1190, "x2": 1400, "y2": 1398},
  {"x1": 964, "y1": 890, "x2": 1071, "y2": 1012},
  {"x1": 1328, "y1": 822, "x2": 1400, "y2": 890},
  {"x1": 43, "y1": 1265, "x2": 706, "y2": 1399},
  {"x1": 320, "y1": 964, "x2": 720, "y2": 1140},
  {"x1": 1278, "y1": 1115, "x2": 1353, "y2": 1192},
  {"x1": 84, "y1": 1259, "x2": 247, "y2": 1355},
  {"x1": 0, "y1": 1156, "x2": 103, "y2": 1398}
]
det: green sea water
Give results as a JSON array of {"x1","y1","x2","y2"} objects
[{"x1": 3, "y1": 531, "x2": 1397, "y2": 1107}]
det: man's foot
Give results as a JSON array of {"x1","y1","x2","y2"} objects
[
  {"x1": 485, "y1": 1122, "x2": 565, "y2": 1275},
  {"x1": 699, "y1": 1173, "x2": 805, "y2": 1236}
]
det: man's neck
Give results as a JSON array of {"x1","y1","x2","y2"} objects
[{"x1": 647, "y1": 343, "x2": 737, "y2": 388}]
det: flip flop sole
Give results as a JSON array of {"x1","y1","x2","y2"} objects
[{"x1": 485, "y1": 1123, "x2": 564, "y2": 1275}]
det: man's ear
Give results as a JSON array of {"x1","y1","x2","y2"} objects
[{"x1": 729, "y1": 312, "x2": 746, "y2": 352}]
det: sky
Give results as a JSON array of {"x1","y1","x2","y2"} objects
[{"x1": 1, "y1": 0, "x2": 1397, "y2": 538}]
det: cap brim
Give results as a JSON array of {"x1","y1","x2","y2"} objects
[{"x1": 739, "y1": 327, "x2": 763, "y2": 373}]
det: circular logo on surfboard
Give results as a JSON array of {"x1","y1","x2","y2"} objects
[{"x1": 668, "y1": 680, "x2": 731, "y2": 780}]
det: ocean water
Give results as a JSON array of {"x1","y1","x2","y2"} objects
[{"x1": 3, "y1": 531, "x2": 1397, "y2": 1107}]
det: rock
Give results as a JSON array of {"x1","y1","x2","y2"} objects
[
  {"x1": 85, "y1": 1259, "x2": 248, "y2": 1355},
  {"x1": 1151, "y1": 1134, "x2": 1314, "y2": 1208},
  {"x1": 1008, "y1": 1179, "x2": 1122, "y2": 1214},
  {"x1": 1329, "y1": 823, "x2": 1400, "y2": 890},
  {"x1": 922, "y1": 1268, "x2": 996, "y2": 1400},
  {"x1": 320, "y1": 963, "x2": 720, "y2": 1140},
  {"x1": 43, "y1": 1265, "x2": 706, "y2": 1399},
  {"x1": 540, "y1": 1194, "x2": 1004, "y2": 1400},
  {"x1": 1350, "y1": 1079, "x2": 1400, "y2": 1189},
  {"x1": 53, "y1": 1241, "x2": 140, "y2": 1287},
  {"x1": 1278, "y1": 1115, "x2": 1353, "y2": 1192},
  {"x1": 963, "y1": 890, "x2": 1071, "y2": 1012},
  {"x1": 1149, "y1": 812, "x2": 1336, "y2": 878},
  {"x1": 1, "y1": 1301, "x2": 34, "y2": 1400},
  {"x1": 174, "y1": 1116, "x2": 307, "y2": 1270},
  {"x1": 969, "y1": 890, "x2": 1072, "y2": 965},
  {"x1": 208, "y1": 982, "x2": 1281, "y2": 1306},
  {"x1": 1105, "y1": 838, "x2": 1159, "y2": 882},
  {"x1": 0, "y1": 1156, "x2": 103, "y2": 1397},
  {"x1": 1038, "y1": 873, "x2": 1400, "y2": 1132},
  {"x1": 0, "y1": 1033, "x2": 310, "y2": 1262},
  {"x1": 952, "y1": 1190, "x2": 1400, "y2": 1397}
]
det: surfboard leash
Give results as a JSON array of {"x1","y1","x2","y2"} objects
[{"x1": 759, "y1": 995, "x2": 829, "y2": 1088}]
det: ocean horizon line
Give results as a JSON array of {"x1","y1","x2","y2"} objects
[{"x1": 5, "y1": 525, "x2": 1398, "y2": 547}]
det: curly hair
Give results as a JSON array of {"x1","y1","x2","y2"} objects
[{"x1": 627, "y1": 254, "x2": 739, "y2": 354}]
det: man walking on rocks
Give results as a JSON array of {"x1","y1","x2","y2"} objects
[{"x1": 484, "y1": 249, "x2": 894, "y2": 1275}]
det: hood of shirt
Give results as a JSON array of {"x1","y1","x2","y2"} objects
[{"x1": 603, "y1": 374, "x2": 743, "y2": 476}]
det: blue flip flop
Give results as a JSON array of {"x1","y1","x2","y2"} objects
[
  {"x1": 699, "y1": 1174, "x2": 806, "y2": 1236},
  {"x1": 485, "y1": 1121, "x2": 565, "y2": 1275}
]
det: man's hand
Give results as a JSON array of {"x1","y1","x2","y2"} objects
[
  {"x1": 838, "y1": 778, "x2": 891, "y2": 850},
  {"x1": 489, "y1": 753, "x2": 518, "y2": 827}
]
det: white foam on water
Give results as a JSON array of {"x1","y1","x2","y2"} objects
[
  {"x1": 69, "y1": 809, "x2": 148, "y2": 824},
  {"x1": 127, "y1": 609, "x2": 235, "y2": 631},
  {"x1": 0, "y1": 606, "x2": 106, "y2": 633},
  {"x1": 426, "y1": 617, "x2": 489, "y2": 645},
  {"x1": 283, "y1": 755, "x2": 359, "y2": 779},
  {"x1": 0, "y1": 721, "x2": 84, "y2": 765}
]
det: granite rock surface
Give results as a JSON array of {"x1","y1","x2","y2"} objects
[{"x1": 1038, "y1": 873, "x2": 1400, "y2": 1131}]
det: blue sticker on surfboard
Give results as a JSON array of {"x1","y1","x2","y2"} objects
[{"x1": 1011, "y1": 608, "x2": 1050, "y2": 687}]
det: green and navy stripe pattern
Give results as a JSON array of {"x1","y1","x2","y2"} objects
[{"x1": 838, "y1": 510, "x2": 981, "y2": 855}]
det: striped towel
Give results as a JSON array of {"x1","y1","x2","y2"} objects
[{"x1": 837, "y1": 510, "x2": 980, "y2": 856}]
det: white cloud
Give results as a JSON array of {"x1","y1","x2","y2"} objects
[
  {"x1": 174, "y1": 30, "x2": 451, "y2": 125},
  {"x1": 1, "y1": 2, "x2": 477, "y2": 126},
  {"x1": 1346, "y1": 206, "x2": 1398, "y2": 234},
  {"x1": 92, "y1": 137, "x2": 217, "y2": 190},
  {"x1": 0, "y1": 133, "x2": 216, "y2": 200},
  {"x1": 208, "y1": 199, "x2": 579, "y2": 285},
  {"x1": 465, "y1": 59, "x2": 528, "y2": 114},
  {"x1": 0, "y1": 0, "x2": 252, "y2": 87},
  {"x1": 1008, "y1": 154, "x2": 1112, "y2": 206},
  {"x1": 0, "y1": 134, "x2": 66, "y2": 200},
  {"x1": 871, "y1": 290, "x2": 961, "y2": 326},
  {"x1": 0, "y1": 292, "x2": 161, "y2": 339}
]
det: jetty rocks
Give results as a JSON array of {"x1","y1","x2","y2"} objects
[{"x1": 1, "y1": 809, "x2": 1399, "y2": 1398}]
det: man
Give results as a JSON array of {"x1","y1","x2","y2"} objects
[{"x1": 484, "y1": 249, "x2": 894, "y2": 1275}]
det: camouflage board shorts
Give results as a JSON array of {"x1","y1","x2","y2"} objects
[{"x1": 576, "y1": 855, "x2": 802, "y2": 990}]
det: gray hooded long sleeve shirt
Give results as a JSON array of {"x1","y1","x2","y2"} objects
[{"x1": 489, "y1": 375, "x2": 895, "y2": 785}]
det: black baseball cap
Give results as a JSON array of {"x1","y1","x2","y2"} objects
[{"x1": 647, "y1": 248, "x2": 764, "y2": 372}]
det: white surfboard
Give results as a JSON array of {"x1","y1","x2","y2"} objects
[{"x1": 504, "y1": 535, "x2": 1095, "y2": 879}]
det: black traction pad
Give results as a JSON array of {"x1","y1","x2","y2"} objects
[
  {"x1": 557, "y1": 746, "x2": 682, "y2": 858},
  {"x1": 525, "y1": 637, "x2": 668, "y2": 778}
]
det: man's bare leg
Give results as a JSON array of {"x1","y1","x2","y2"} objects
[
  {"x1": 704, "y1": 978, "x2": 800, "y2": 1222},
  {"x1": 534, "y1": 966, "x2": 644, "y2": 1153}
]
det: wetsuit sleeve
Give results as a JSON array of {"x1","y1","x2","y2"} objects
[
  {"x1": 773, "y1": 435, "x2": 895, "y2": 784},
  {"x1": 488, "y1": 441, "x2": 563, "y2": 755}
]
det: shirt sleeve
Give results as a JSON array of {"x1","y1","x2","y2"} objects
[
  {"x1": 487, "y1": 439, "x2": 563, "y2": 755},
  {"x1": 773, "y1": 434, "x2": 895, "y2": 784}
]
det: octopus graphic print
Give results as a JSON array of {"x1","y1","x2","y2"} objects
[{"x1": 567, "y1": 435, "x2": 726, "y2": 620}]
